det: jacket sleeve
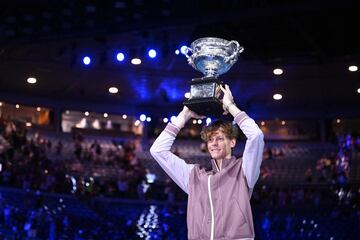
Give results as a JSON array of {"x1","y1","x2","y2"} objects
[
  {"x1": 234, "y1": 112, "x2": 264, "y2": 189},
  {"x1": 150, "y1": 123, "x2": 195, "y2": 194}
]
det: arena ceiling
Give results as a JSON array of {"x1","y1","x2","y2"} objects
[{"x1": 0, "y1": 0, "x2": 359, "y2": 119}]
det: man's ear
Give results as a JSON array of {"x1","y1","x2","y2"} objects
[{"x1": 230, "y1": 139, "x2": 236, "y2": 148}]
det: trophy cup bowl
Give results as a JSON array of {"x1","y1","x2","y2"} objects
[{"x1": 183, "y1": 37, "x2": 244, "y2": 116}]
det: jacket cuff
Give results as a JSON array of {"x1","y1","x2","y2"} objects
[
  {"x1": 234, "y1": 111, "x2": 250, "y2": 126},
  {"x1": 164, "y1": 123, "x2": 180, "y2": 137}
]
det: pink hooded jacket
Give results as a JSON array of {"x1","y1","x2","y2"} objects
[{"x1": 150, "y1": 111, "x2": 264, "y2": 239}]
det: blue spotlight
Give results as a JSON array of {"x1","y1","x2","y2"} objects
[
  {"x1": 116, "y1": 52, "x2": 125, "y2": 62},
  {"x1": 83, "y1": 56, "x2": 91, "y2": 65},
  {"x1": 140, "y1": 114, "x2": 147, "y2": 122},
  {"x1": 148, "y1": 49, "x2": 157, "y2": 58},
  {"x1": 170, "y1": 116, "x2": 177, "y2": 123},
  {"x1": 180, "y1": 46, "x2": 188, "y2": 55},
  {"x1": 175, "y1": 49, "x2": 180, "y2": 55}
]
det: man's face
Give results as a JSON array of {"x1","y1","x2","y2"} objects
[{"x1": 207, "y1": 128, "x2": 236, "y2": 161}]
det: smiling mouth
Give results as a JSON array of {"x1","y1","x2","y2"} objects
[{"x1": 210, "y1": 149, "x2": 220, "y2": 152}]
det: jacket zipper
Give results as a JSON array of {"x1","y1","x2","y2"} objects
[{"x1": 207, "y1": 175, "x2": 214, "y2": 240}]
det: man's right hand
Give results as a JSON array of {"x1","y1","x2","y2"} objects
[
  {"x1": 172, "y1": 106, "x2": 205, "y2": 129},
  {"x1": 181, "y1": 106, "x2": 205, "y2": 120}
]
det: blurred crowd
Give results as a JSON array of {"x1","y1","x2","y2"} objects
[
  {"x1": 0, "y1": 182, "x2": 359, "y2": 239},
  {"x1": 313, "y1": 132, "x2": 360, "y2": 185},
  {"x1": 0, "y1": 119, "x2": 152, "y2": 200},
  {"x1": 1, "y1": 118, "x2": 360, "y2": 239}
]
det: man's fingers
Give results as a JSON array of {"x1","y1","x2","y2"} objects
[
  {"x1": 220, "y1": 85, "x2": 226, "y2": 92},
  {"x1": 220, "y1": 84, "x2": 231, "y2": 95},
  {"x1": 194, "y1": 113, "x2": 206, "y2": 119},
  {"x1": 192, "y1": 113, "x2": 206, "y2": 119}
]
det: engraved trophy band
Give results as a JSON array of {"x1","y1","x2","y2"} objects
[{"x1": 184, "y1": 37, "x2": 244, "y2": 77}]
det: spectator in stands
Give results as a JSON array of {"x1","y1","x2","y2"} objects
[
  {"x1": 116, "y1": 176, "x2": 128, "y2": 198},
  {"x1": 171, "y1": 146, "x2": 180, "y2": 156},
  {"x1": 200, "y1": 142, "x2": 207, "y2": 153},
  {"x1": 0, "y1": 135, "x2": 10, "y2": 154},
  {"x1": 55, "y1": 140, "x2": 63, "y2": 155},
  {"x1": 273, "y1": 147, "x2": 284, "y2": 158},
  {"x1": 164, "y1": 178, "x2": 176, "y2": 204},
  {"x1": 3, "y1": 204, "x2": 12, "y2": 227},
  {"x1": 304, "y1": 168, "x2": 313, "y2": 182},
  {"x1": 136, "y1": 181, "x2": 146, "y2": 200},
  {"x1": 150, "y1": 85, "x2": 264, "y2": 239},
  {"x1": 356, "y1": 135, "x2": 360, "y2": 152},
  {"x1": 261, "y1": 211, "x2": 271, "y2": 238},
  {"x1": 260, "y1": 166, "x2": 272, "y2": 180},
  {"x1": 90, "y1": 140, "x2": 102, "y2": 156},
  {"x1": 263, "y1": 147, "x2": 273, "y2": 160}
]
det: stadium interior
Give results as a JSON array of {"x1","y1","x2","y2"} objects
[{"x1": 0, "y1": 0, "x2": 359, "y2": 239}]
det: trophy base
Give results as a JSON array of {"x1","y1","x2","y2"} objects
[{"x1": 183, "y1": 97, "x2": 224, "y2": 117}]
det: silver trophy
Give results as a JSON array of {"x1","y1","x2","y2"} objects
[{"x1": 183, "y1": 37, "x2": 244, "y2": 116}]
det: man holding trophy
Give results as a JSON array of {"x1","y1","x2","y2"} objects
[{"x1": 150, "y1": 38, "x2": 264, "y2": 239}]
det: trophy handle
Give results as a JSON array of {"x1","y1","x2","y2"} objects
[
  {"x1": 184, "y1": 47, "x2": 194, "y2": 64},
  {"x1": 224, "y1": 40, "x2": 244, "y2": 63}
]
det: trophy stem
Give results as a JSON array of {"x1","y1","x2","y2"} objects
[{"x1": 205, "y1": 68, "x2": 218, "y2": 77}]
